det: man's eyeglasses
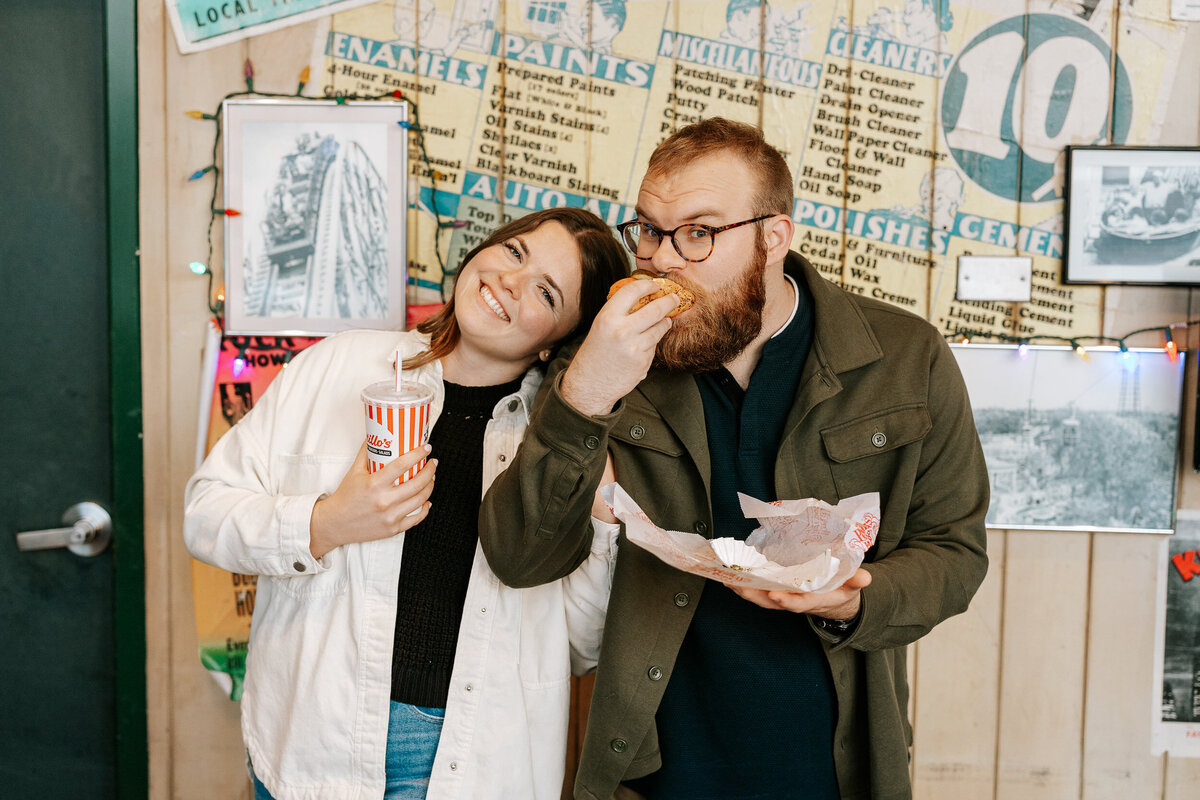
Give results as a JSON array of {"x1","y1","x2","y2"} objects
[{"x1": 615, "y1": 215, "x2": 772, "y2": 263}]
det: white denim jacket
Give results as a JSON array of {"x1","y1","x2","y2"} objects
[{"x1": 184, "y1": 330, "x2": 617, "y2": 800}]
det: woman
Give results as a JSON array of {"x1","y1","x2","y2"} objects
[{"x1": 184, "y1": 208, "x2": 630, "y2": 800}]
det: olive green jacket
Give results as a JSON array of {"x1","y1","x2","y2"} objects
[{"x1": 480, "y1": 253, "x2": 989, "y2": 800}]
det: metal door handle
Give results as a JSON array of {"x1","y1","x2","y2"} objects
[{"x1": 16, "y1": 502, "x2": 111, "y2": 557}]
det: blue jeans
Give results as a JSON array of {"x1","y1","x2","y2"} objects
[
  {"x1": 251, "y1": 701, "x2": 446, "y2": 800},
  {"x1": 385, "y1": 701, "x2": 446, "y2": 797}
]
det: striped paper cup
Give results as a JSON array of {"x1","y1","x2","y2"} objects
[{"x1": 361, "y1": 380, "x2": 434, "y2": 483}]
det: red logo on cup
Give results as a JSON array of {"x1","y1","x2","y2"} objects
[{"x1": 367, "y1": 434, "x2": 391, "y2": 449}]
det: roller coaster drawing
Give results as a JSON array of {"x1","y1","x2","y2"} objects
[{"x1": 243, "y1": 130, "x2": 389, "y2": 322}]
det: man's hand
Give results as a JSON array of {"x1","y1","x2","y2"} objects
[
  {"x1": 726, "y1": 568, "x2": 872, "y2": 620},
  {"x1": 560, "y1": 280, "x2": 679, "y2": 417},
  {"x1": 309, "y1": 442, "x2": 436, "y2": 559}
]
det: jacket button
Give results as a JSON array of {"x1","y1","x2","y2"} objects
[
  {"x1": 674, "y1": 592, "x2": 690, "y2": 607},
  {"x1": 498, "y1": 453, "x2": 507, "y2": 462},
  {"x1": 584, "y1": 435, "x2": 600, "y2": 450},
  {"x1": 610, "y1": 738, "x2": 627, "y2": 753},
  {"x1": 507, "y1": 399, "x2": 519, "y2": 412},
  {"x1": 630, "y1": 424, "x2": 645, "y2": 440},
  {"x1": 871, "y1": 431, "x2": 887, "y2": 448},
  {"x1": 293, "y1": 561, "x2": 306, "y2": 572},
  {"x1": 465, "y1": 684, "x2": 473, "y2": 692},
  {"x1": 450, "y1": 761, "x2": 458, "y2": 771},
  {"x1": 648, "y1": 666, "x2": 663, "y2": 681},
  {"x1": 693, "y1": 521, "x2": 708, "y2": 534}
]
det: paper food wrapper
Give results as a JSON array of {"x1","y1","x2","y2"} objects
[{"x1": 601, "y1": 483, "x2": 880, "y2": 593}]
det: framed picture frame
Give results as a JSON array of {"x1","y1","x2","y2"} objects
[
  {"x1": 1152, "y1": 511, "x2": 1200, "y2": 756},
  {"x1": 1064, "y1": 145, "x2": 1200, "y2": 285},
  {"x1": 950, "y1": 343, "x2": 1185, "y2": 534},
  {"x1": 223, "y1": 99, "x2": 408, "y2": 336}
]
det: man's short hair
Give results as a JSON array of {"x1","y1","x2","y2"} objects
[{"x1": 647, "y1": 117, "x2": 793, "y2": 218}]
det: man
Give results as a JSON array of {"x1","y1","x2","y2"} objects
[
  {"x1": 480, "y1": 118, "x2": 988, "y2": 800},
  {"x1": 720, "y1": 0, "x2": 765, "y2": 46},
  {"x1": 559, "y1": 0, "x2": 626, "y2": 54},
  {"x1": 883, "y1": 166, "x2": 965, "y2": 231}
]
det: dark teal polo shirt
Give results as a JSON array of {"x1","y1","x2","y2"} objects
[{"x1": 627, "y1": 272, "x2": 839, "y2": 800}]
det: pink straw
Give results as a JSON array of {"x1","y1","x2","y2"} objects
[{"x1": 395, "y1": 359, "x2": 402, "y2": 393}]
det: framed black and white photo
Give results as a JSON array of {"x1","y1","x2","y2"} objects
[
  {"x1": 1064, "y1": 146, "x2": 1200, "y2": 285},
  {"x1": 223, "y1": 99, "x2": 408, "y2": 335},
  {"x1": 951, "y1": 344, "x2": 1185, "y2": 534}
]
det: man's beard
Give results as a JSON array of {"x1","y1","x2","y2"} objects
[{"x1": 653, "y1": 236, "x2": 768, "y2": 373}]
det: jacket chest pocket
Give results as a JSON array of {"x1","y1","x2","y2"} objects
[
  {"x1": 610, "y1": 407, "x2": 689, "y2": 522},
  {"x1": 820, "y1": 404, "x2": 930, "y2": 502},
  {"x1": 273, "y1": 453, "x2": 355, "y2": 597},
  {"x1": 275, "y1": 453, "x2": 355, "y2": 495}
]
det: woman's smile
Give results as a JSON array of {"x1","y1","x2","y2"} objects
[{"x1": 478, "y1": 284, "x2": 511, "y2": 322}]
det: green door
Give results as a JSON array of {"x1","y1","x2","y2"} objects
[{"x1": 0, "y1": 1, "x2": 144, "y2": 796}]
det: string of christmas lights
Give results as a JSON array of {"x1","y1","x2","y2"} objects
[
  {"x1": 184, "y1": 64, "x2": 1195, "y2": 369},
  {"x1": 224, "y1": 335, "x2": 308, "y2": 378},
  {"x1": 944, "y1": 320, "x2": 1191, "y2": 363},
  {"x1": 185, "y1": 60, "x2": 462, "y2": 328}
]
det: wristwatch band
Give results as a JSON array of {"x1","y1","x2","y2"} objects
[{"x1": 813, "y1": 613, "x2": 858, "y2": 635}]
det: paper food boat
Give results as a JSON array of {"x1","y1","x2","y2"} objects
[{"x1": 600, "y1": 483, "x2": 880, "y2": 592}]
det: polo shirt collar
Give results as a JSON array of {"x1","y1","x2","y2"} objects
[{"x1": 769, "y1": 273, "x2": 800, "y2": 341}]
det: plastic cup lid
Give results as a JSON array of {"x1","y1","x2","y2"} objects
[{"x1": 361, "y1": 380, "x2": 434, "y2": 406}]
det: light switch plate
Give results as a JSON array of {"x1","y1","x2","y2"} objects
[{"x1": 956, "y1": 255, "x2": 1033, "y2": 302}]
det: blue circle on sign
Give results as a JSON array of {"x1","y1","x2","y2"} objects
[{"x1": 941, "y1": 13, "x2": 1132, "y2": 203}]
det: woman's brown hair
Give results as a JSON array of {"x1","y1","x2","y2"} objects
[{"x1": 403, "y1": 207, "x2": 630, "y2": 369}]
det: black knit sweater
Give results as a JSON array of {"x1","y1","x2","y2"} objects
[{"x1": 390, "y1": 376, "x2": 522, "y2": 708}]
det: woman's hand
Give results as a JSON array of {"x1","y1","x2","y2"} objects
[{"x1": 308, "y1": 442, "x2": 437, "y2": 559}]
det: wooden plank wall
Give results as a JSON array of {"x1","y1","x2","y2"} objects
[{"x1": 137, "y1": 3, "x2": 1200, "y2": 798}]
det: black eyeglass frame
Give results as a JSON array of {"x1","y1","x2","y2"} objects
[{"x1": 615, "y1": 214, "x2": 774, "y2": 262}]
